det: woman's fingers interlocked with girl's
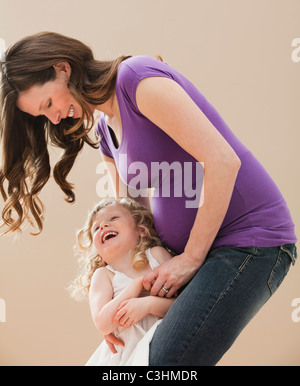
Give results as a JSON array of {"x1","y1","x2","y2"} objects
[
  {"x1": 143, "y1": 252, "x2": 202, "y2": 298},
  {"x1": 143, "y1": 268, "x2": 174, "y2": 298}
]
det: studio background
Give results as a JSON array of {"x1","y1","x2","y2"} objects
[{"x1": 0, "y1": 0, "x2": 299, "y2": 366}]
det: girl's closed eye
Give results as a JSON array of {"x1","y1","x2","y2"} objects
[
  {"x1": 93, "y1": 225, "x2": 100, "y2": 234},
  {"x1": 47, "y1": 99, "x2": 52, "y2": 108}
]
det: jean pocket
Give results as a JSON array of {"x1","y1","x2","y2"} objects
[
  {"x1": 280, "y1": 244, "x2": 298, "y2": 266},
  {"x1": 267, "y1": 244, "x2": 296, "y2": 295}
]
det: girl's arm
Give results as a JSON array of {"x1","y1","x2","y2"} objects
[
  {"x1": 89, "y1": 268, "x2": 144, "y2": 336},
  {"x1": 137, "y1": 77, "x2": 241, "y2": 297},
  {"x1": 113, "y1": 295, "x2": 175, "y2": 328},
  {"x1": 113, "y1": 246, "x2": 175, "y2": 327}
]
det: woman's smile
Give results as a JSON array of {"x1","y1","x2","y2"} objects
[
  {"x1": 67, "y1": 104, "x2": 75, "y2": 118},
  {"x1": 16, "y1": 64, "x2": 82, "y2": 124}
]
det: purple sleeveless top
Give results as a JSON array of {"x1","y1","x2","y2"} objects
[{"x1": 96, "y1": 56, "x2": 297, "y2": 254}]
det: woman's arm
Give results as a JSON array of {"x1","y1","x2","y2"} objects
[
  {"x1": 89, "y1": 268, "x2": 144, "y2": 335},
  {"x1": 137, "y1": 77, "x2": 241, "y2": 297}
]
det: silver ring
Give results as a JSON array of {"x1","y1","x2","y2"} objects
[{"x1": 161, "y1": 285, "x2": 169, "y2": 293}]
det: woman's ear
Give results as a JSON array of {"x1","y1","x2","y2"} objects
[{"x1": 53, "y1": 62, "x2": 71, "y2": 79}]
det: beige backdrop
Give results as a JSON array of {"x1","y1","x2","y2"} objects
[{"x1": 0, "y1": 0, "x2": 299, "y2": 366}]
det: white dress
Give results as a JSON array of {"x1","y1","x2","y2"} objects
[{"x1": 85, "y1": 248, "x2": 162, "y2": 366}]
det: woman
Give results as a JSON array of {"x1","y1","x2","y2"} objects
[{"x1": 0, "y1": 32, "x2": 297, "y2": 365}]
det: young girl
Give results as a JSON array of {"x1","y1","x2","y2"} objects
[{"x1": 69, "y1": 197, "x2": 174, "y2": 366}]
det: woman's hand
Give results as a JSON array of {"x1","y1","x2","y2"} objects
[{"x1": 143, "y1": 252, "x2": 203, "y2": 298}]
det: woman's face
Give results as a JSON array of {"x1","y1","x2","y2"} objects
[{"x1": 16, "y1": 62, "x2": 82, "y2": 124}]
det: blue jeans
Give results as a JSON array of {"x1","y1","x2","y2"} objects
[{"x1": 149, "y1": 243, "x2": 297, "y2": 366}]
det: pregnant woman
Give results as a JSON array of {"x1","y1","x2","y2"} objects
[{"x1": 0, "y1": 31, "x2": 297, "y2": 365}]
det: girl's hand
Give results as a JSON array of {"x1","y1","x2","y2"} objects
[
  {"x1": 143, "y1": 252, "x2": 203, "y2": 298},
  {"x1": 113, "y1": 297, "x2": 151, "y2": 327},
  {"x1": 104, "y1": 333, "x2": 124, "y2": 354}
]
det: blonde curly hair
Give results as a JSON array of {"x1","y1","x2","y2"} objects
[{"x1": 69, "y1": 197, "x2": 163, "y2": 301}]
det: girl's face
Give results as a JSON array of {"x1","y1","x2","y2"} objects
[
  {"x1": 16, "y1": 62, "x2": 82, "y2": 124},
  {"x1": 91, "y1": 204, "x2": 141, "y2": 264}
]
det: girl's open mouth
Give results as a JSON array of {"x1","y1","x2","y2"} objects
[{"x1": 101, "y1": 231, "x2": 118, "y2": 244}]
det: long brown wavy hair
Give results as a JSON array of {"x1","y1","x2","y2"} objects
[
  {"x1": 0, "y1": 31, "x2": 131, "y2": 235},
  {"x1": 68, "y1": 197, "x2": 163, "y2": 301}
]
